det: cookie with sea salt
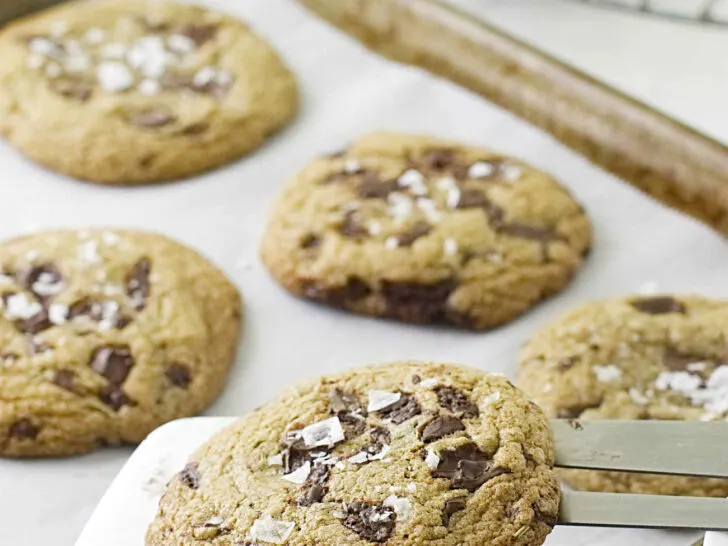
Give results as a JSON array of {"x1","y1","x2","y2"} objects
[
  {"x1": 517, "y1": 295, "x2": 728, "y2": 497},
  {"x1": 260, "y1": 132, "x2": 591, "y2": 330},
  {"x1": 146, "y1": 361, "x2": 560, "y2": 546},
  {"x1": 0, "y1": 0, "x2": 297, "y2": 185},
  {"x1": 0, "y1": 229, "x2": 241, "y2": 457}
]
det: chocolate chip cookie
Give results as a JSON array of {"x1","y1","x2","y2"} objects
[
  {"x1": 146, "y1": 361, "x2": 560, "y2": 545},
  {"x1": 517, "y1": 295, "x2": 728, "y2": 497},
  {"x1": 0, "y1": 0, "x2": 297, "y2": 185},
  {"x1": 260, "y1": 132, "x2": 591, "y2": 330},
  {"x1": 0, "y1": 229, "x2": 242, "y2": 457}
]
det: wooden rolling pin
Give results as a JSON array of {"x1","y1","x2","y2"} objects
[{"x1": 298, "y1": 0, "x2": 728, "y2": 237}]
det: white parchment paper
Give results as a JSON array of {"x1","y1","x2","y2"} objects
[{"x1": 0, "y1": 1, "x2": 726, "y2": 544}]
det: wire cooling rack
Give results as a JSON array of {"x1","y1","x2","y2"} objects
[{"x1": 566, "y1": 0, "x2": 728, "y2": 25}]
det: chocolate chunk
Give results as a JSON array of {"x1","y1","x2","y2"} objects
[
  {"x1": 412, "y1": 374, "x2": 421, "y2": 384},
  {"x1": 300, "y1": 234, "x2": 321, "y2": 249},
  {"x1": 298, "y1": 483, "x2": 327, "y2": 506},
  {"x1": 338, "y1": 211, "x2": 368, "y2": 239},
  {"x1": 455, "y1": 193, "x2": 505, "y2": 225},
  {"x1": 420, "y1": 415, "x2": 465, "y2": 443},
  {"x1": 342, "y1": 501, "x2": 396, "y2": 543},
  {"x1": 179, "y1": 23, "x2": 218, "y2": 46},
  {"x1": 532, "y1": 504, "x2": 558, "y2": 528},
  {"x1": 663, "y1": 347, "x2": 710, "y2": 372},
  {"x1": 52, "y1": 369, "x2": 77, "y2": 392},
  {"x1": 381, "y1": 279, "x2": 457, "y2": 324},
  {"x1": 432, "y1": 442, "x2": 509, "y2": 492},
  {"x1": 631, "y1": 297, "x2": 686, "y2": 315},
  {"x1": 442, "y1": 496, "x2": 467, "y2": 526},
  {"x1": 166, "y1": 364, "x2": 191, "y2": 388},
  {"x1": 68, "y1": 298, "x2": 105, "y2": 322},
  {"x1": 9, "y1": 419, "x2": 38, "y2": 439},
  {"x1": 126, "y1": 258, "x2": 151, "y2": 311},
  {"x1": 394, "y1": 223, "x2": 431, "y2": 247},
  {"x1": 414, "y1": 149, "x2": 471, "y2": 179},
  {"x1": 377, "y1": 394, "x2": 421, "y2": 424},
  {"x1": 338, "y1": 412, "x2": 367, "y2": 438},
  {"x1": 328, "y1": 389, "x2": 362, "y2": 414},
  {"x1": 281, "y1": 445, "x2": 310, "y2": 474},
  {"x1": 369, "y1": 426, "x2": 391, "y2": 446},
  {"x1": 99, "y1": 385, "x2": 132, "y2": 411},
  {"x1": 309, "y1": 464, "x2": 331, "y2": 485},
  {"x1": 48, "y1": 78, "x2": 93, "y2": 101},
  {"x1": 436, "y1": 387, "x2": 479, "y2": 418},
  {"x1": 499, "y1": 224, "x2": 555, "y2": 243},
  {"x1": 420, "y1": 149, "x2": 457, "y2": 170},
  {"x1": 356, "y1": 173, "x2": 398, "y2": 199},
  {"x1": 127, "y1": 108, "x2": 177, "y2": 128},
  {"x1": 14, "y1": 308, "x2": 52, "y2": 335},
  {"x1": 303, "y1": 277, "x2": 371, "y2": 307},
  {"x1": 18, "y1": 263, "x2": 63, "y2": 298},
  {"x1": 179, "y1": 462, "x2": 201, "y2": 489},
  {"x1": 90, "y1": 345, "x2": 134, "y2": 384},
  {"x1": 180, "y1": 122, "x2": 208, "y2": 136},
  {"x1": 455, "y1": 189, "x2": 491, "y2": 210}
]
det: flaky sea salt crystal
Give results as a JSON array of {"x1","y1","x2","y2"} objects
[
  {"x1": 343, "y1": 159, "x2": 361, "y2": 174},
  {"x1": 367, "y1": 222, "x2": 382, "y2": 236},
  {"x1": 397, "y1": 169, "x2": 427, "y2": 196},
  {"x1": 387, "y1": 192, "x2": 413, "y2": 221},
  {"x1": 443, "y1": 238, "x2": 458, "y2": 256},
  {"x1": 301, "y1": 417, "x2": 345, "y2": 448},
  {"x1": 347, "y1": 452, "x2": 369, "y2": 464},
  {"x1": 445, "y1": 187, "x2": 461, "y2": 209},
  {"x1": 29, "y1": 37, "x2": 58, "y2": 57},
  {"x1": 593, "y1": 365, "x2": 622, "y2": 383},
  {"x1": 655, "y1": 371, "x2": 702, "y2": 393},
  {"x1": 167, "y1": 33, "x2": 196, "y2": 54},
  {"x1": 77, "y1": 240, "x2": 101, "y2": 263},
  {"x1": 384, "y1": 237, "x2": 398, "y2": 250},
  {"x1": 97, "y1": 61, "x2": 134, "y2": 92},
  {"x1": 418, "y1": 377, "x2": 439, "y2": 388},
  {"x1": 484, "y1": 392, "x2": 501, "y2": 405},
  {"x1": 48, "y1": 304, "x2": 67, "y2": 325},
  {"x1": 282, "y1": 461, "x2": 310, "y2": 484},
  {"x1": 138, "y1": 79, "x2": 160, "y2": 96},
  {"x1": 367, "y1": 390, "x2": 401, "y2": 412},
  {"x1": 500, "y1": 164, "x2": 522, "y2": 181},
  {"x1": 383, "y1": 495, "x2": 413, "y2": 520},
  {"x1": 268, "y1": 453, "x2": 283, "y2": 466},
  {"x1": 425, "y1": 449, "x2": 440, "y2": 470},
  {"x1": 249, "y1": 515, "x2": 295, "y2": 544},
  {"x1": 629, "y1": 388, "x2": 649, "y2": 406},
  {"x1": 4, "y1": 293, "x2": 42, "y2": 320},
  {"x1": 468, "y1": 161, "x2": 494, "y2": 179}
]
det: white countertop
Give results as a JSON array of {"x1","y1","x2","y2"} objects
[{"x1": 1, "y1": 1, "x2": 727, "y2": 544}]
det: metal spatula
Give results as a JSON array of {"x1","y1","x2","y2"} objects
[{"x1": 553, "y1": 420, "x2": 728, "y2": 531}]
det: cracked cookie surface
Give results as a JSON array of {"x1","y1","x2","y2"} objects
[
  {"x1": 146, "y1": 361, "x2": 560, "y2": 545},
  {"x1": 0, "y1": 229, "x2": 241, "y2": 457},
  {"x1": 260, "y1": 132, "x2": 591, "y2": 330},
  {"x1": 0, "y1": 0, "x2": 297, "y2": 185},
  {"x1": 517, "y1": 295, "x2": 728, "y2": 497}
]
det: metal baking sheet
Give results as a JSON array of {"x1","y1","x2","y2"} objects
[{"x1": 1, "y1": 0, "x2": 727, "y2": 544}]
